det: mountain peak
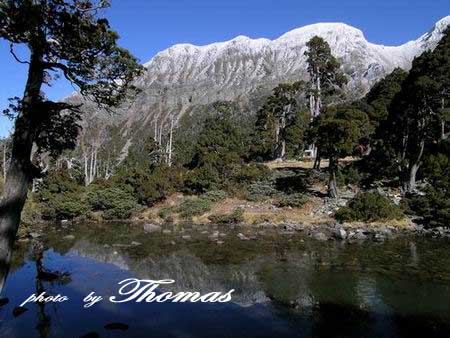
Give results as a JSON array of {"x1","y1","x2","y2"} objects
[
  {"x1": 277, "y1": 22, "x2": 365, "y2": 43},
  {"x1": 435, "y1": 15, "x2": 450, "y2": 30}
]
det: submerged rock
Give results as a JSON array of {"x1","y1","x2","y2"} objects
[
  {"x1": 143, "y1": 223, "x2": 162, "y2": 233},
  {"x1": 0, "y1": 298, "x2": 9, "y2": 307},
  {"x1": 104, "y1": 322, "x2": 129, "y2": 331},
  {"x1": 237, "y1": 233, "x2": 249, "y2": 241},
  {"x1": 80, "y1": 332, "x2": 100, "y2": 338},
  {"x1": 313, "y1": 232, "x2": 329, "y2": 241},
  {"x1": 354, "y1": 231, "x2": 368, "y2": 240},
  {"x1": 12, "y1": 306, "x2": 28, "y2": 317},
  {"x1": 334, "y1": 228, "x2": 347, "y2": 240}
]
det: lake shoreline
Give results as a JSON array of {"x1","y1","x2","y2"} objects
[{"x1": 18, "y1": 216, "x2": 450, "y2": 244}]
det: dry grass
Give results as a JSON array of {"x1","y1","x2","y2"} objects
[
  {"x1": 265, "y1": 157, "x2": 357, "y2": 170},
  {"x1": 139, "y1": 194, "x2": 334, "y2": 227}
]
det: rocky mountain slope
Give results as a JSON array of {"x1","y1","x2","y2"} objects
[{"x1": 75, "y1": 15, "x2": 450, "y2": 156}]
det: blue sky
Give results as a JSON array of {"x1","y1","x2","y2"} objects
[{"x1": 1, "y1": 0, "x2": 449, "y2": 137}]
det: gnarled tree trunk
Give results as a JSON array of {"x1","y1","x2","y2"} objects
[
  {"x1": 328, "y1": 156, "x2": 339, "y2": 199},
  {"x1": 0, "y1": 49, "x2": 44, "y2": 292}
]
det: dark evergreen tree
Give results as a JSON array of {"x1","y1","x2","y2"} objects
[
  {"x1": 186, "y1": 112, "x2": 246, "y2": 192},
  {"x1": 386, "y1": 29, "x2": 450, "y2": 193},
  {"x1": 253, "y1": 82, "x2": 308, "y2": 161},
  {"x1": 0, "y1": 0, "x2": 142, "y2": 290},
  {"x1": 311, "y1": 107, "x2": 371, "y2": 198},
  {"x1": 365, "y1": 68, "x2": 408, "y2": 127},
  {"x1": 304, "y1": 36, "x2": 347, "y2": 161},
  {"x1": 304, "y1": 36, "x2": 347, "y2": 119}
]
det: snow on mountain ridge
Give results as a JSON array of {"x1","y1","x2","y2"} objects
[{"x1": 105, "y1": 16, "x2": 450, "y2": 146}]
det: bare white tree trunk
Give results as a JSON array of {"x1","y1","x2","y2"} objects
[
  {"x1": 314, "y1": 76, "x2": 322, "y2": 118},
  {"x1": 158, "y1": 123, "x2": 163, "y2": 146},
  {"x1": 154, "y1": 119, "x2": 158, "y2": 143},
  {"x1": 93, "y1": 149, "x2": 98, "y2": 181},
  {"x1": 89, "y1": 151, "x2": 94, "y2": 185},
  {"x1": 84, "y1": 152, "x2": 89, "y2": 186},
  {"x1": 167, "y1": 117, "x2": 174, "y2": 167}
]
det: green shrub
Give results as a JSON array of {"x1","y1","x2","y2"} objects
[
  {"x1": 184, "y1": 165, "x2": 221, "y2": 193},
  {"x1": 208, "y1": 208, "x2": 244, "y2": 225},
  {"x1": 21, "y1": 195, "x2": 43, "y2": 224},
  {"x1": 202, "y1": 190, "x2": 228, "y2": 202},
  {"x1": 274, "y1": 172, "x2": 310, "y2": 194},
  {"x1": 177, "y1": 198, "x2": 212, "y2": 219},
  {"x1": 337, "y1": 165, "x2": 363, "y2": 187},
  {"x1": 406, "y1": 188, "x2": 450, "y2": 228},
  {"x1": 116, "y1": 165, "x2": 183, "y2": 206},
  {"x1": 41, "y1": 192, "x2": 89, "y2": 220},
  {"x1": 232, "y1": 164, "x2": 270, "y2": 186},
  {"x1": 87, "y1": 186, "x2": 139, "y2": 220},
  {"x1": 158, "y1": 206, "x2": 175, "y2": 221},
  {"x1": 36, "y1": 169, "x2": 88, "y2": 220},
  {"x1": 276, "y1": 193, "x2": 309, "y2": 208},
  {"x1": 246, "y1": 181, "x2": 279, "y2": 202},
  {"x1": 335, "y1": 192, "x2": 403, "y2": 222},
  {"x1": 406, "y1": 140, "x2": 450, "y2": 228}
]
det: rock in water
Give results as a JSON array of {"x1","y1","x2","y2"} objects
[
  {"x1": 12, "y1": 306, "x2": 28, "y2": 317},
  {"x1": 334, "y1": 228, "x2": 347, "y2": 240},
  {"x1": 80, "y1": 332, "x2": 100, "y2": 338},
  {"x1": 104, "y1": 323, "x2": 129, "y2": 331},
  {"x1": 143, "y1": 223, "x2": 162, "y2": 233},
  {"x1": 314, "y1": 232, "x2": 329, "y2": 241}
]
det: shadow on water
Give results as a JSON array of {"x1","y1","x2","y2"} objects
[{"x1": 0, "y1": 222, "x2": 449, "y2": 337}]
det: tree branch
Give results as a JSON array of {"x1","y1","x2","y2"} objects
[{"x1": 9, "y1": 44, "x2": 29, "y2": 64}]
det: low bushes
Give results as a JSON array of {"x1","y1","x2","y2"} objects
[
  {"x1": 276, "y1": 193, "x2": 309, "y2": 208},
  {"x1": 158, "y1": 206, "x2": 175, "y2": 222},
  {"x1": 87, "y1": 185, "x2": 139, "y2": 220},
  {"x1": 41, "y1": 192, "x2": 89, "y2": 221},
  {"x1": 201, "y1": 190, "x2": 228, "y2": 202},
  {"x1": 337, "y1": 165, "x2": 363, "y2": 187},
  {"x1": 406, "y1": 188, "x2": 450, "y2": 228},
  {"x1": 37, "y1": 169, "x2": 88, "y2": 221},
  {"x1": 177, "y1": 198, "x2": 212, "y2": 219},
  {"x1": 208, "y1": 208, "x2": 244, "y2": 225},
  {"x1": 246, "y1": 181, "x2": 279, "y2": 202},
  {"x1": 335, "y1": 191, "x2": 403, "y2": 222}
]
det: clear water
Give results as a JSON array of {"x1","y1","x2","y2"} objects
[{"x1": 1, "y1": 222, "x2": 450, "y2": 338}]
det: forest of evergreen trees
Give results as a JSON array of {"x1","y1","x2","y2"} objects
[
  {"x1": 0, "y1": 27, "x2": 448, "y2": 230},
  {"x1": 0, "y1": 2, "x2": 449, "y2": 246}
]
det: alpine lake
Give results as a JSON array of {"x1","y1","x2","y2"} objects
[{"x1": 1, "y1": 222, "x2": 450, "y2": 338}]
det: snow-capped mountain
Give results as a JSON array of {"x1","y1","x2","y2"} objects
[{"x1": 77, "y1": 15, "x2": 450, "y2": 148}]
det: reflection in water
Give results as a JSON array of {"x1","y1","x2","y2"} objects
[
  {"x1": 32, "y1": 242, "x2": 71, "y2": 338},
  {"x1": 0, "y1": 223, "x2": 449, "y2": 338}
]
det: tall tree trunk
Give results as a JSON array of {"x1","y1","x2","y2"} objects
[
  {"x1": 274, "y1": 119, "x2": 281, "y2": 161},
  {"x1": 2, "y1": 143, "x2": 6, "y2": 184},
  {"x1": 167, "y1": 117, "x2": 174, "y2": 167},
  {"x1": 402, "y1": 139, "x2": 425, "y2": 194},
  {"x1": 441, "y1": 97, "x2": 446, "y2": 140},
  {"x1": 0, "y1": 49, "x2": 44, "y2": 292},
  {"x1": 84, "y1": 152, "x2": 89, "y2": 186},
  {"x1": 328, "y1": 156, "x2": 339, "y2": 199},
  {"x1": 313, "y1": 148, "x2": 321, "y2": 169}
]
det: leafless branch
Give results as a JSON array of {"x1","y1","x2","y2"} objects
[{"x1": 9, "y1": 44, "x2": 29, "y2": 64}]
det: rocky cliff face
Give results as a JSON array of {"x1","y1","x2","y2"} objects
[{"x1": 74, "y1": 15, "x2": 450, "y2": 156}]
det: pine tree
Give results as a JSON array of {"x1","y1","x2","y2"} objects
[
  {"x1": 305, "y1": 36, "x2": 347, "y2": 119},
  {"x1": 311, "y1": 107, "x2": 371, "y2": 198},
  {"x1": 253, "y1": 82, "x2": 307, "y2": 161},
  {"x1": 304, "y1": 36, "x2": 347, "y2": 160},
  {"x1": 386, "y1": 28, "x2": 450, "y2": 193},
  {"x1": 0, "y1": 0, "x2": 142, "y2": 290}
]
